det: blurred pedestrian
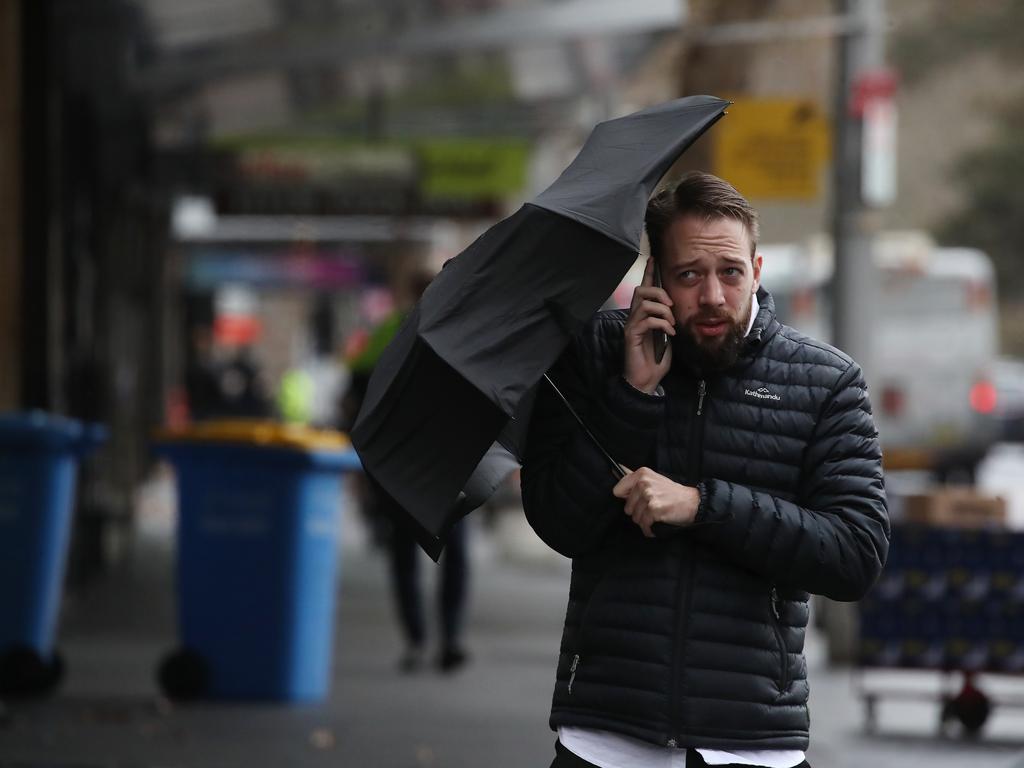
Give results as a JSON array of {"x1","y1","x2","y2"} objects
[
  {"x1": 342, "y1": 268, "x2": 472, "y2": 674},
  {"x1": 217, "y1": 345, "x2": 272, "y2": 419},
  {"x1": 184, "y1": 326, "x2": 224, "y2": 421},
  {"x1": 522, "y1": 172, "x2": 890, "y2": 767}
]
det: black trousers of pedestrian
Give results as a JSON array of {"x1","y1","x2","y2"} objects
[
  {"x1": 549, "y1": 739, "x2": 812, "y2": 768},
  {"x1": 389, "y1": 516, "x2": 468, "y2": 651}
]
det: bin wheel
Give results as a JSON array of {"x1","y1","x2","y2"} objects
[
  {"x1": 157, "y1": 648, "x2": 209, "y2": 701},
  {"x1": 0, "y1": 646, "x2": 64, "y2": 697}
]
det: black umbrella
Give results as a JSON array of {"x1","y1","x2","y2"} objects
[{"x1": 352, "y1": 95, "x2": 730, "y2": 559}]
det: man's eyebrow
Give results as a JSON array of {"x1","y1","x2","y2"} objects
[
  {"x1": 673, "y1": 255, "x2": 748, "y2": 269},
  {"x1": 720, "y1": 255, "x2": 749, "y2": 267}
]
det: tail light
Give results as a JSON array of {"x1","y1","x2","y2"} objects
[
  {"x1": 966, "y1": 280, "x2": 992, "y2": 311},
  {"x1": 881, "y1": 385, "x2": 905, "y2": 417},
  {"x1": 970, "y1": 380, "x2": 998, "y2": 414},
  {"x1": 791, "y1": 288, "x2": 816, "y2": 318}
]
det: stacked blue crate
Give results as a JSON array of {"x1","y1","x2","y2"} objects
[{"x1": 859, "y1": 525, "x2": 1024, "y2": 673}]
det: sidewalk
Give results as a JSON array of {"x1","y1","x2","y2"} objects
[{"x1": 2, "y1": 483, "x2": 1024, "y2": 768}]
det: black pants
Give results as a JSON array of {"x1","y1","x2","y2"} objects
[
  {"x1": 389, "y1": 516, "x2": 468, "y2": 650},
  {"x1": 550, "y1": 739, "x2": 812, "y2": 768}
]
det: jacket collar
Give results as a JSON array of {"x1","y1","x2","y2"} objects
[{"x1": 742, "y1": 287, "x2": 779, "y2": 354}]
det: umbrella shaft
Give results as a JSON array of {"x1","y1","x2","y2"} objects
[{"x1": 542, "y1": 374, "x2": 626, "y2": 481}]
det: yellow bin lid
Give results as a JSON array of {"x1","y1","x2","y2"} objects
[{"x1": 155, "y1": 420, "x2": 350, "y2": 452}]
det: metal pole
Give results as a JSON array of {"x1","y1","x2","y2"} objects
[
  {"x1": 831, "y1": 0, "x2": 884, "y2": 370},
  {"x1": 825, "y1": 0, "x2": 886, "y2": 666}
]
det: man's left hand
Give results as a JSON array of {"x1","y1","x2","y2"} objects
[{"x1": 612, "y1": 468, "x2": 700, "y2": 537}]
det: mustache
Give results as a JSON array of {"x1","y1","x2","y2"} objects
[{"x1": 689, "y1": 310, "x2": 734, "y2": 324}]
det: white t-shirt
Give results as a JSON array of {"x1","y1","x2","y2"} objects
[
  {"x1": 558, "y1": 727, "x2": 805, "y2": 768},
  {"x1": 559, "y1": 293, "x2": 805, "y2": 768}
]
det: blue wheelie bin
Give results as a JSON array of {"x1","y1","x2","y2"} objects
[
  {"x1": 0, "y1": 412, "x2": 106, "y2": 696},
  {"x1": 155, "y1": 421, "x2": 357, "y2": 702}
]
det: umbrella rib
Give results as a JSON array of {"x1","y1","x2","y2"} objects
[{"x1": 542, "y1": 374, "x2": 627, "y2": 481}]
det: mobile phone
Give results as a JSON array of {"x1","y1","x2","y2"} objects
[{"x1": 652, "y1": 259, "x2": 668, "y2": 364}]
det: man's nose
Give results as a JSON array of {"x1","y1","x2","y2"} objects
[{"x1": 699, "y1": 275, "x2": 725, "y2": 306}]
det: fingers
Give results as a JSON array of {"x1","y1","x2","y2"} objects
[
  {"x1": 612, "y1": 470, "x2": 638, "y2": 499},
  {"x1": 613, "y1": 466, "x2": 648, "y2": 500},
  {"x1": 633, "y1": 299, "x2": 675, "y2": 324},
  {"x1": 616, "y1": 467, "x2": 650, "y2": 512},
  {"x1": 631, "y1": 286, "x2": 674, "y2": 311},
  {"x1": 626, "y1": 486, "x2": 655, "y2": 537},
  {"x1": 616, "y1": 468, "x2": 662, "y2": 537},
  {"x1": 641, "y1": 255, "x2": 655, "y2": 288},
  {"x1": 631, "y1": 258, "x2": 672, "y2": 310},
  {"x1": 625, "y1": 302, "x2": 676, "y2": 346},
  {"x1": 626, "y1": 311, "x2": 676, "y2": 338}
]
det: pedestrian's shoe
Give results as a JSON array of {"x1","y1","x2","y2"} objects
[
  {"x1": 437, "y1": 646, "x2": 469, "y2": 673},
  {"x1": 398, "y1": 646, "x2": 425, "y2": 674}
]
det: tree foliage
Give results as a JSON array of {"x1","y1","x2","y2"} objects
[
  {"x1": 936, "y1": 102, "x2": 1024, "y2": 301},
  {"x1": 892, "y1": 0, "x2": 1024, "y2": 84},
  {"x1": 894, "y1": 0, "x2": 1024, "y2": 303}
]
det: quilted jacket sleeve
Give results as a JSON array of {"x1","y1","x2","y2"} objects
[
  {"x1": 521, "y1": 319, "x2": 665, "y2": 559},
  {"x1": 692, "y1": 361, "x2": 890, "y2": 601}
]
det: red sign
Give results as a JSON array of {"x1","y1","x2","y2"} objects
[{"x1": 850, "y1": 69, "x2": 898, "y2": 117}]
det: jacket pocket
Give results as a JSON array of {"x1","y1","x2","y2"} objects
[
  {"x1": 569, "y1": 570, "x2": 612, "y2": 695},
  {"x1": 769, "y1": 586, "x2": 790, "y2": 693}
]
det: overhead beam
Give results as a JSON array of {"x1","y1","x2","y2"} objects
[{"x1": 132, "y1": 0, "x2": 685, "y2": 94}]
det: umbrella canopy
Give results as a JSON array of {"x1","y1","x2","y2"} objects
[{"x1": 351, "y1": 95, "x2": 730, "y2": 558}]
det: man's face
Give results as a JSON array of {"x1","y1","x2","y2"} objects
[{"x1": 660, "y1": 214, "x2": 762, "y2": 370}]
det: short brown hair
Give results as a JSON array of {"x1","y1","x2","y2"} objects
[{"x1": 645, "y1": 172, "x2": 759, "y2": 262}]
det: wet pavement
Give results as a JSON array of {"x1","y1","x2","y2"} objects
[{"x1": 2, "y1": 476, "x2": 1024, "y2": 768}]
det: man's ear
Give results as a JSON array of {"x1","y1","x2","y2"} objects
[{"x1": 752, "y1": 252, "x2": 764, "y2": 293}]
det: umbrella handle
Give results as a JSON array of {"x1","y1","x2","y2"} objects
[{"x1": 542, "y1": 374, "x2": 627, "y2": 481}]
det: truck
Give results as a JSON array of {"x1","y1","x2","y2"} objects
[{"x1": 761, "y1": 230, "x2": 1001, "y2": 483}]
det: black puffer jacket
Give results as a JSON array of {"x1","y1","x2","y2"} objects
[{"x1": 521, "y1": 289, "x2": 889, "y2": 751}]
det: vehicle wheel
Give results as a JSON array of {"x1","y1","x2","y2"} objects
[
  {"x1": 949, "y1": 676, "x2": 991, "y2": 737},
  {"x1": 954, "y1": 691, "x2": 990, "y2": 736},
  {"x1": 0, "y1": 646, "x2": 64, "y2": 697},
  {"x1": 157, "y1": 647, "x2": 209, "y2": 702}
]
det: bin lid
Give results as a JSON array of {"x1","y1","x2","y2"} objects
[
  {"x1": 0, "y1": 411, "x2": 108, "y2": 452},
  {"x1": 155, "y1": 420, "x2": 351, "y2": 452}
]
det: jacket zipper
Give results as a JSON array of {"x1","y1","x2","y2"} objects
[
  {"x1": 769, "y1": 586, "x2": 791, "y2": 693},
  {"x1": 568, "y1": 653, "x2": 580, "y2": 694},
  {"x1": 668, "y1": 377, "x2": 707, "y2": 746}
]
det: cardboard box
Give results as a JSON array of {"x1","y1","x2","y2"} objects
[{"x1": 902, "y1": 486, "x2": 1007, "y2": 528}]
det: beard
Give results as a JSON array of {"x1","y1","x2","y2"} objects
[{"x1": 676, "y1": 298, "x2": 753, "y2": 372}]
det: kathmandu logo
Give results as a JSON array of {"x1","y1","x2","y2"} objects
[{"x1": 745, "y1": 386, "x2": 781, "y2": 402}]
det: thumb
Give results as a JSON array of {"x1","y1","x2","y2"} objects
[{"x1": 612, "y1": 468, "x2": 636, "y2": 499}]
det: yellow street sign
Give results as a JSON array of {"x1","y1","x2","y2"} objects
[{"x1": 713, "y1": 99, "x2": 831, "y2": 201}]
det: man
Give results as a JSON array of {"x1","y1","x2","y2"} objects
[
  {"x1": 343, "y1": 269, "x2": 471, "y2": 673},
  {"x1": 522, "y1": 172, "x2": 889, "y2": 768}
]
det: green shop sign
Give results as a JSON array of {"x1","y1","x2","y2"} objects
[{"x1": 215, "y1": 136, "x2": 528, "y2": 203}]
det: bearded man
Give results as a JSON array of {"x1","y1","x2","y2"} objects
[{"x1": 522, "y1": 171, "x2": 890, "y2": 768}]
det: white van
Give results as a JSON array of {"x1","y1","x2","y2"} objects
[{"x1": 762, "y1": 231, "x2": 1001, "y2": 481}]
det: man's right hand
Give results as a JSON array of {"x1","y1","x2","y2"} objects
[{"x1": 623, "y1": 256, "x2": 675, "y2": 393}]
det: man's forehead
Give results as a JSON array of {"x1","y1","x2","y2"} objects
[
  {"x1": 665, "y1": 214, "x2": 750, "y2": 250},
  {"x1": 669, "y1": 213, "x2": 748, "y2": 239}
]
